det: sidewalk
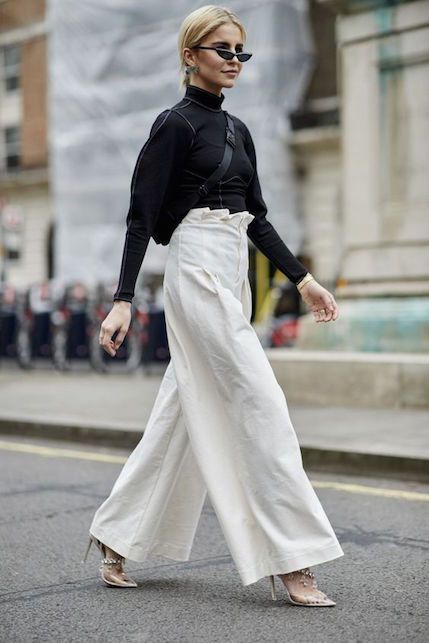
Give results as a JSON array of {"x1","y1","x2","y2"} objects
[{"x1": 0, "y1": 367, "x2": 428, "y2": 481}]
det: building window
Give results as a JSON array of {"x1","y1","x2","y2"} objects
[
  {"x1": 2, "y1": 44, "x2": 21, "y2": 92},
  {"x1": 4, "y1": 126, "x2": 21, "y2": 170}
]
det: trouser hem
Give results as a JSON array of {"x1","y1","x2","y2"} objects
[
  {"x1": 89, "y1": 528, "x2": 192, "y2": 563},
  {"x1": 89, "y1": 527, "x2": 344, "y2": 588}
]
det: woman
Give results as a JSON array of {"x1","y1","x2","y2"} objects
[{"x1": 83, "y1": 5, "x2": 344, "y2": 607}]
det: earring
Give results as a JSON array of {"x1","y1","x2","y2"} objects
[{"x1": 185, "y1": 64, "x2": 199, "y2": 76}]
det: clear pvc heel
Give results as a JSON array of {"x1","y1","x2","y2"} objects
[
  {"x1": 269, "y1": 569, "x2": 336, "y2": 607},
  {"x1": 82, "y1": 534, "x2": 138, "y2": 588}
]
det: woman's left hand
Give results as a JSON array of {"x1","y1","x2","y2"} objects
[{"x1": 298, "y1": 279, "x2": 339, "y2": 323}]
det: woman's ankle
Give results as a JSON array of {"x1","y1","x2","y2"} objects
[{"x1": 104, "y1": 544, "x2": 122, "y2": 560}]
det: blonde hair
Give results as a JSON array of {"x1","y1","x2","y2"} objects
[{"x1": 178, "y1": 5, "x2": 246, "y2": 91}]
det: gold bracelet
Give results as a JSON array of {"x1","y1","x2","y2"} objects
[{"x1": 297, "y1": 272, "x2": 315, "y2": 292}]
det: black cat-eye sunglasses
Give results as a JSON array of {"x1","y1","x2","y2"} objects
[{"x1": 191, "y1": 46, "x2": 253, "y2": 62}]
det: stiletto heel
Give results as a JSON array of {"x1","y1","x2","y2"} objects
[
  {"x1": 268, "y1": 569, "x2": 336, "y2": 607},
  {"x1": 82, "y1": 533, "x2": 138, "y2": 588},
  {"x1": 270, "y1": 575, "x2": 277, "y2": 601},
  {"x1": 82, "y1": 535, "x2": 93, "y2": 563}
]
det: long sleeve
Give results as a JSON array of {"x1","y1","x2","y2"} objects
[
  {"x1": 243, "y1": 124, "x2": 309, "y2": 285},
  {"x1": 113, "y1": 109, "x2": 194, "y2": 303}
]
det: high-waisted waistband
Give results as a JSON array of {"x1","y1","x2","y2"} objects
[
  {"x1": 180, "y1": 207, "x2": 255, "y2": 228},
  {"x1": 167, "y1": 206, "x2": 255, "y2": 298}
]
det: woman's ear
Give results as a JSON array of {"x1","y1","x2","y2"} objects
[{"x1": 183, "y1": 48, "x2": 197, "y2": 67}]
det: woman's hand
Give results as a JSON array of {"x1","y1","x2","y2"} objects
[
  {"x1": 298, "y1": 279, "x2": 339, "y2": 323},
  {"x1": 99, "y1": 300, "x2": 132, "y2": 357}
]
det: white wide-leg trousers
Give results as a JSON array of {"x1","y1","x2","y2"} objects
[{"x1": 89, "y1": 206, "x2": 344, "y2": 586}]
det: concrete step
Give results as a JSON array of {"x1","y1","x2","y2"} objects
[{"x1": 267, "y1": 349, "x2": 429, "y2": 409}]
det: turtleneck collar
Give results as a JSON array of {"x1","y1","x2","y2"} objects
[{"x1": 184, "y1": 84, "x2": 225, "y2": 111}]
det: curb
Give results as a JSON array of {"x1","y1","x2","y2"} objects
[
  {"x1": 1, "y1": 417, "x2": 428, "y2": 483},
  {"x1": 0, "y1": 417, "x2": 142, "y2": 449},
  {"x1": 299, "y1": 446, "x2": 429, "y2": 484}
]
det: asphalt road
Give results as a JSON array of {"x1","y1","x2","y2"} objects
[{"x1": 1, "y1": 435, "x2": 428, "y2": 643}]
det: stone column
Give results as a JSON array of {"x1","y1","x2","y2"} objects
[{"x1": 296, "y1": 0, "x2": 429, "y2": 352}]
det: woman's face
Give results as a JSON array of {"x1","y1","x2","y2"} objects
[{"x1": 184, "y1": 23, "x2": 245, "y2": 94}]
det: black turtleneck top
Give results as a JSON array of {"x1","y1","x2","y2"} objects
[{"x1": 113, "y1": 84, "x2": 309, "y2": 303}]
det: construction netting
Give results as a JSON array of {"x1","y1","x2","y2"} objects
[{"x1": 47, "y1": 0, "x2": 315, "y2": 289}]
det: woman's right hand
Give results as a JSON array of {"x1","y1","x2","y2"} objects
[{"x1": 99, "y1": 300, "x2": 132, "y2": 357}]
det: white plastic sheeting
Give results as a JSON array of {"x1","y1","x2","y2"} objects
[{"x1": 47, "y1": 0, "x2": 315, "y2": 289}]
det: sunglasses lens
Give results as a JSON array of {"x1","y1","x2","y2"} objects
[
  {"x1": 217, "y1": 49, "x2": 234, "y2": 60},
  {"x1": 215, "y1": 48, "x2": 252, "y2": 62}
]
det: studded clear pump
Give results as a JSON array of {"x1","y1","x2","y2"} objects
[
  {"x1": 82, "y1": 534, "x2": 138, "y2": 588},
  {"x1": 269, "y1": 568, "x2": 336, "y2": 607}
]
